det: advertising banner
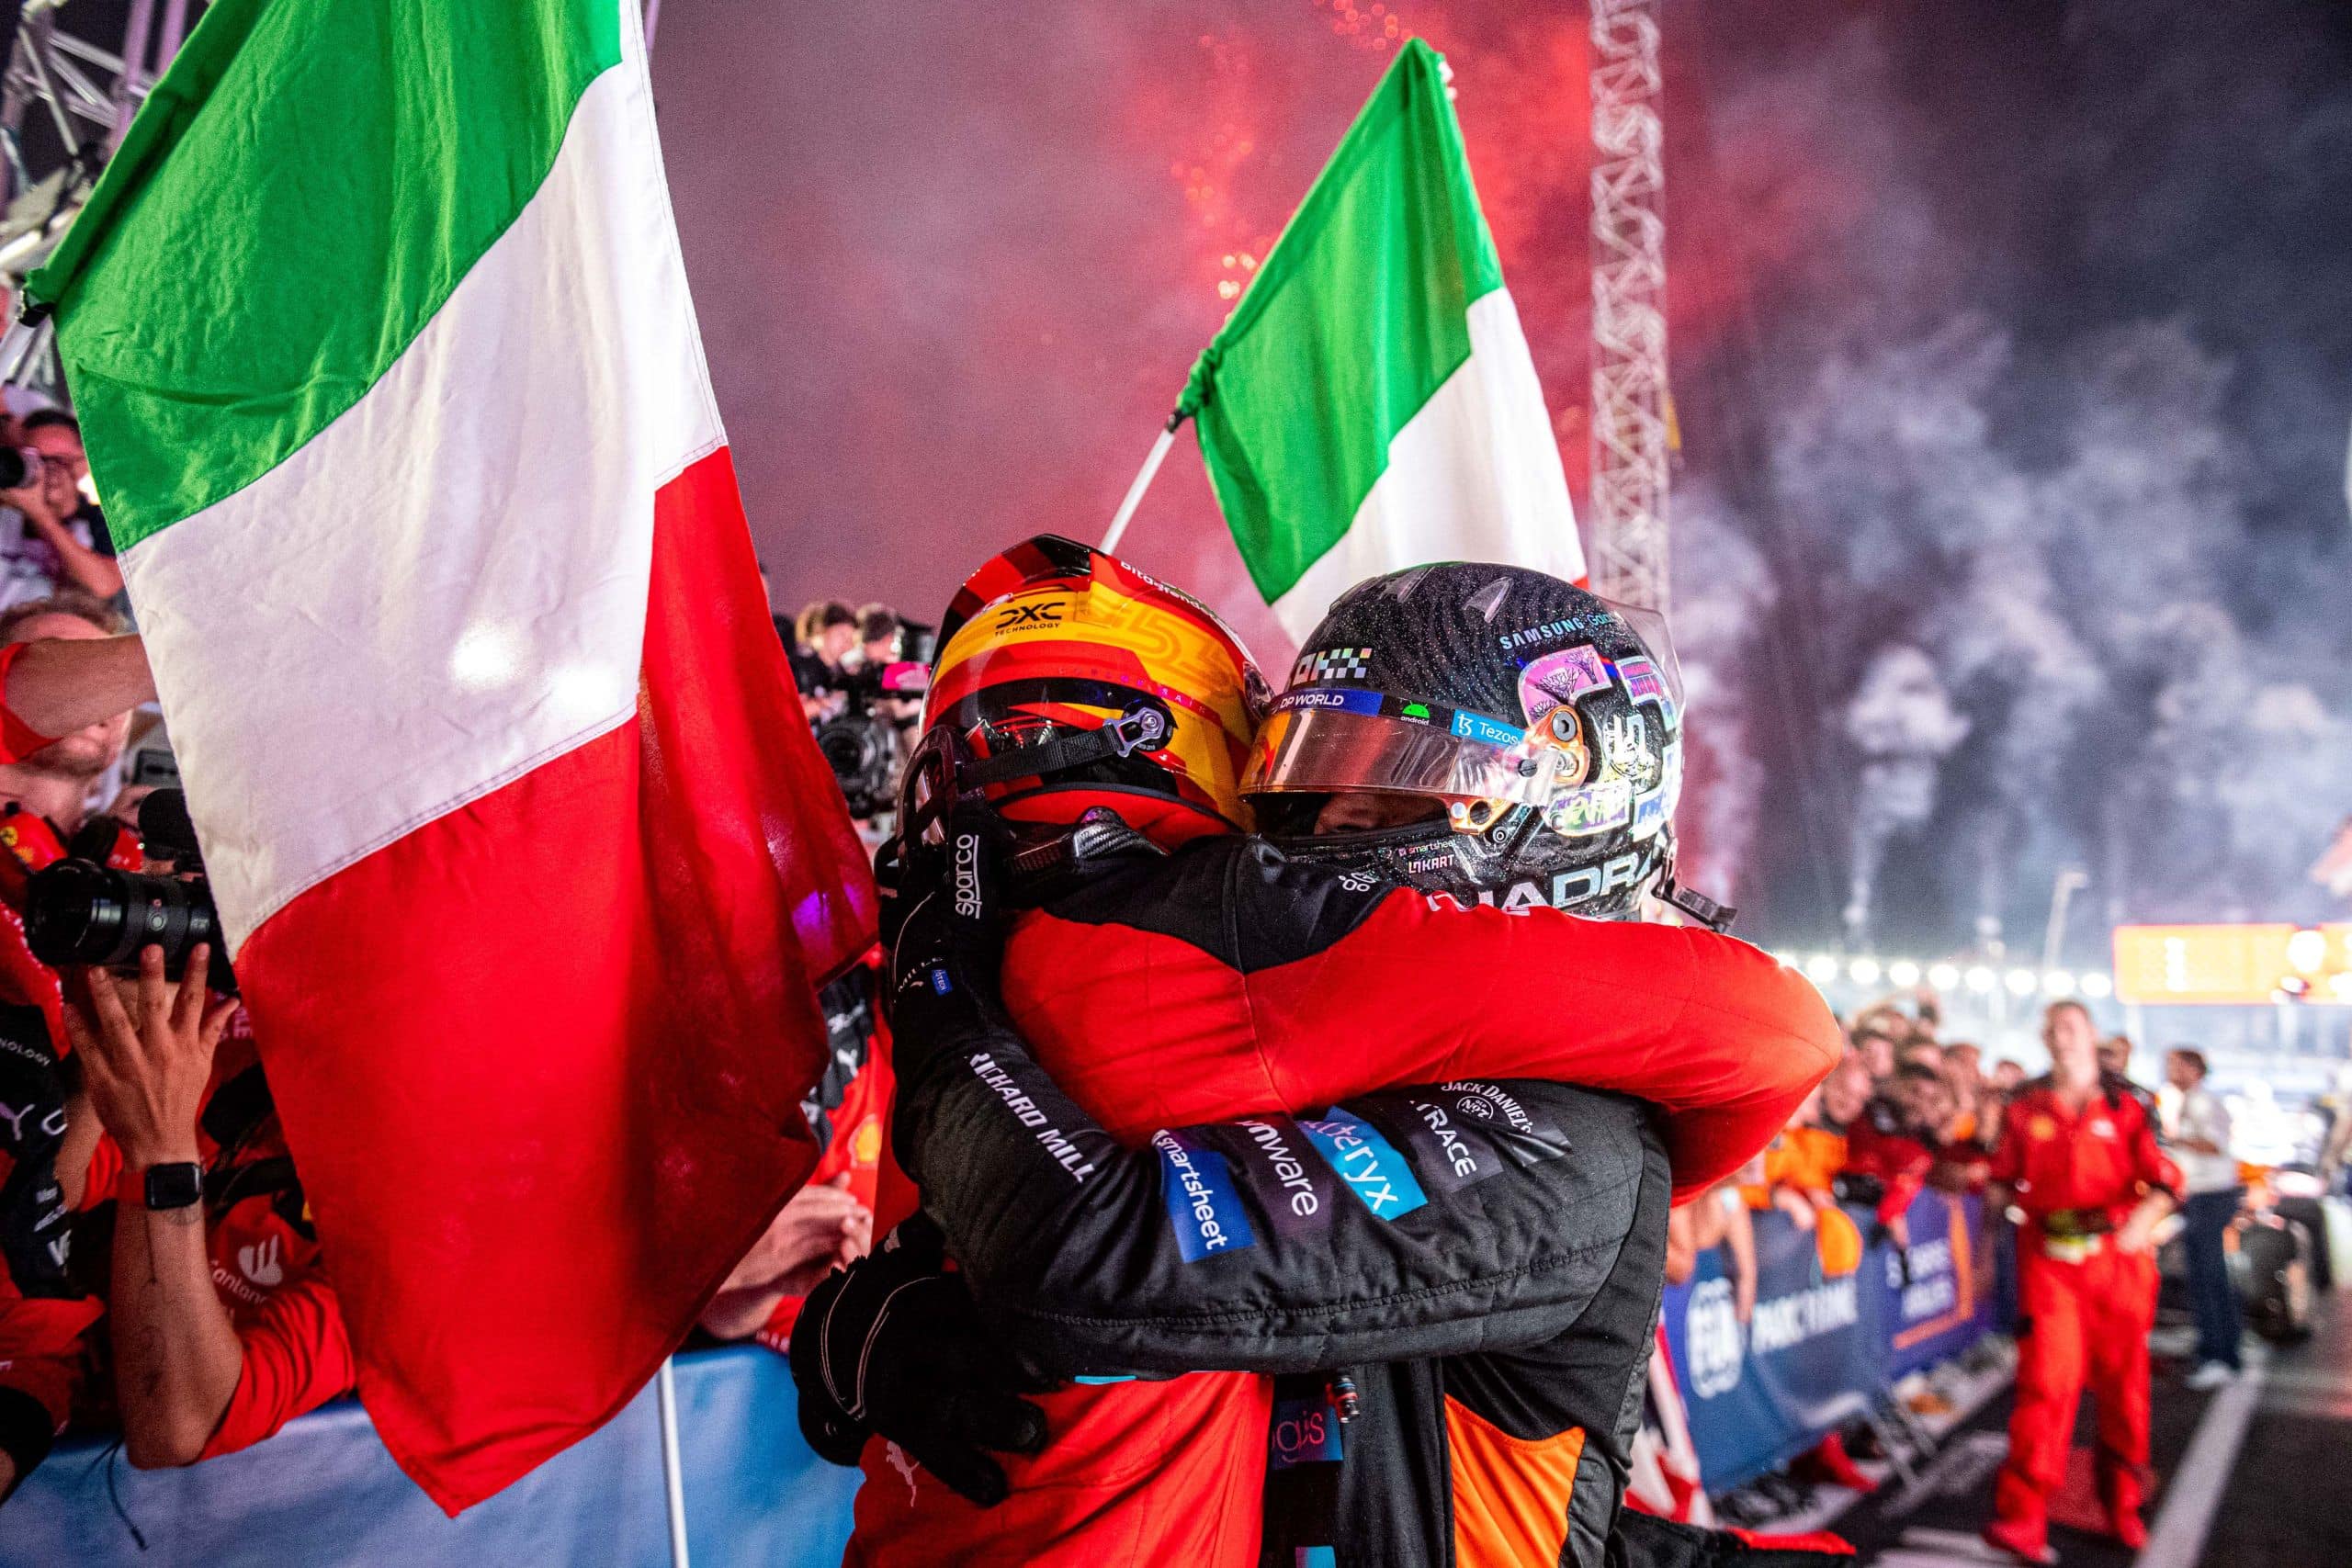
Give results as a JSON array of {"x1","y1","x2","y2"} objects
[
  {"x1": 1878, "y1": 1190, "x2": 2001, "y2": 1381},
  {"x1": 1659, "y1": 1191, "x2": 1998, "y2": 1489}
]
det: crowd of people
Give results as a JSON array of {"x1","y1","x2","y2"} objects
[
  {"x1": 0, "y1": 570, "x2": 937, "y2": 1507},
  {"x1": 0, "y1": 523, "x2": 2254, "y2": 1568},
  {"x1": 1662, "y1": 983, "x2": 2253, "y2": 1555}
]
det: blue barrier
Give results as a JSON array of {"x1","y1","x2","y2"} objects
[
  {"x1": 0, "y1": 1346, "x2": 859, "y2": 1568},
  {"x1": 1659, "y1": 1191, "x2": 2001, "y2": 1490}
]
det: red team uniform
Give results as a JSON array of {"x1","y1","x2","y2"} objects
[{"x1": 1986, "y1": 1072, "x2": 2180, "y2": 1552}]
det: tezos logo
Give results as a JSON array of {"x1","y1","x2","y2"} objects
[
  {"x1": 1685, "y1": 1277, "x2": 1744, "y2": 1400},
  {"x1": 952, "y1": 832, "x2": 982, "y2": 919}
]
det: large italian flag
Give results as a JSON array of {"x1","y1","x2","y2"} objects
[
  {"x1": 1181, "y1": 39, "x2": 1584, "y2": 641},
  {"x1": 29, "y1": 0, "x2": 876, "y2": 1511}
]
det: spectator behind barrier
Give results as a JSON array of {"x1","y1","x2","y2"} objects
[
  {"x1": 789, "y1": 600, "x2": 858, "y2": 724},
  {"x1": 1841, "y1": 1064, "x2": 1945, "y2": 1249},
  {"x1": 0, "y1": 413, "x2": 120, "y2": 607},
  {"x1": 704, "y1": 962, "x2": 888, "y2": 1348},
  {"x1": 63, "y1": 954, "x2": 356, "y2": 1471},
  {"x1": 0, "y1": 614, "x2": 152, "y2": 765},
  {"x1": 0, "y1": 595, "x2": 143, "y2": 1500},
  {"x1": 0, "y1": 595, "x2": 137, "y2": 824}
]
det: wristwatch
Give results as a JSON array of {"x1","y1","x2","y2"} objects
[{"x1": 139, "y1": 1162, "x2": 204, "y2": 1211}]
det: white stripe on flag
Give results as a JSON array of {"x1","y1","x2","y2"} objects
[
  {"x1": 121, "y1": 33, "x2": 723, "y2": 953},
  {"x1": 1267, "y1": 288, "x2": 1583, "y2": 641}
]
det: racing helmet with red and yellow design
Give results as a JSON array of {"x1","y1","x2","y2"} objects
[{"x1": 916, "y1": 535, "x2": 1269, "y2": 845}]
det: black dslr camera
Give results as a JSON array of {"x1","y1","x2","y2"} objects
[
  {"x1": 25, "y1": 788, "x2": 236, "y2": 994},
  {"x1": 815, "y1": 623, "x2": 935, "y2": 824}
]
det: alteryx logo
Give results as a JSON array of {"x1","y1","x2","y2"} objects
[{"x1": 1295, "y1": 1112, "x2": 1429, "y2": 1220}]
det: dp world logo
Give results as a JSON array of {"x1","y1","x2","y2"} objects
[{"x1": 1685, "y1": 1278, "x2": 1745, "y2": 1400}]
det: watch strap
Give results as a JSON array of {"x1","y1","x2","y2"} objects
[{"x1": 119, "y1": 1161, "x2": 204, "y2": 1211}]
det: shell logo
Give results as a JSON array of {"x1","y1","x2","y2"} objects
[{"x1": 850, "y1": 1116, "x2": 883, "y2": 1167}]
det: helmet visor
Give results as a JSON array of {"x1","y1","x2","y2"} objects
[{"x1": 1242, "y1": 704, "x2": 1564, "y2": 807}]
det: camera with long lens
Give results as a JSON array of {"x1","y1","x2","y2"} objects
[
  {"x1": 25, "y1": 788, "x2": 235, "y2": 994},
  {"x1": 0, "y1": 447, "x2": 43, "y2": 491},
  {"x1": 815, "y1": 706, "x2": 905, "y2": 822},
  {"x1": 814, "y1": 622, "x2": 935, "y2": 825}
]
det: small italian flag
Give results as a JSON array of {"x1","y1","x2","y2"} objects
[
  {"x1": 30, "y1": 0, "x2": 876, "y2": 1510},
  {"x1": 1181, "y1": 39, "x2": 1584, "y2": 640}
]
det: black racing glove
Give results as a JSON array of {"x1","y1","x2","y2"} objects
[
  {"x1": 787, "y1": 1214, "x2": 1051, "y2": 1506},
  {"x1": 880, "y1": 791, "x2": 1018, "y2": 1092}
]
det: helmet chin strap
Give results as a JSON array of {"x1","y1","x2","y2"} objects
[{"x1": 1653, "y1": 840, "x2": 1738, "y2": 932}]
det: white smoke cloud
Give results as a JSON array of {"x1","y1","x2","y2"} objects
[{"x1": 1674, "y1": 8, "x2": 2351, "y2": 951}]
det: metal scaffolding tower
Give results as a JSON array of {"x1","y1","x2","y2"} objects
[
  {"x1": 0, "y1": 0, "x2": 198, "y2": 390},
  {"x1": 1588, "y1": 0, "x2": 1670, "y2": 614}
]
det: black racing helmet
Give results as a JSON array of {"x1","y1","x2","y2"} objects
[{"x1": 1241, "y1": 562, "x2": 1686, "y2": 918}]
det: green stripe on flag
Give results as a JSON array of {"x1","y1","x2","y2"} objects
[
  {"x1": 1179, "y1": 39, "x2": 1503, "y2": 605},
  {"x1": 28, "y1": 0, "x2": 621, "y2": 550}
]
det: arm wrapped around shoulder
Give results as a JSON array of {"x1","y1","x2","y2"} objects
[{"x1": 1250, "y1": 893, "x2": 1845, "y2": 1201}]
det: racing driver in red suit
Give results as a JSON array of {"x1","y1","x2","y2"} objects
[{"x1": 793, "y1": 540, "x2": 1843, "y2": 1566}]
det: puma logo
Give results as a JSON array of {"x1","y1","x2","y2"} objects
[{"x1": 885, "y1": 1440, "x2": 920, "y2": 1504}]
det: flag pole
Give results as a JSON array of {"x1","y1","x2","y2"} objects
[
  {"x1": 1100, "y1": 412, "x2": 1185, "y2": 556},
  {"x1": 657, "y1": 1356, "x2": 691, "y2": 1568}
]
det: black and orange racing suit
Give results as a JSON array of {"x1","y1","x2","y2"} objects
[{"x1": 847, "y1": 834, "x2": 1842, "y2": 1565}]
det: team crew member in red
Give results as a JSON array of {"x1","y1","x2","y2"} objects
[
  {"x1": 1981, "y1": 998, "x2": 2179, "y2": 1563},
  {"x1": 64, "y1": 949, "x2": 357, "y2": 1469},
  {"x1": 1839, "y1": 1064, "x2": 1943, "y2": 1251},
  {"x1": 0, "y1": 597, "x2": 149, "y2": 1497},
  {"x1": 0, "y1": 625, "x2": 153, "y2": 768},
  {"x1": 704, "y1": 965, "x2": 889, "y2": 1350},
  {"x1": 801, "y1": 542, "x2": 1842, "y2": 1566}
]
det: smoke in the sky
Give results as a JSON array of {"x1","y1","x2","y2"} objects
[
  {"x1": 653, "y1": 0, "x2": 2352, "y2": 956},
  {"x1": 1668, "y1": 0, "x2": 2352, "y2": 954},
  {"x1": 1840, "y1": 646, "x2": 1970, "y2": 946}
]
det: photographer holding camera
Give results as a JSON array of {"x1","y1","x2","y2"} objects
[
  {"x1": 0, "y1": 413, "x2": 122, "y2": 606},
  {"x1": 789, "y1": 599, "x2": 860, "y2": 725},
  {"x1": 1, "y1": 784, "x2": 355, "y2": 1486},
  {"x1": 62, "y1": 942, "x2": 355, "y2": 1472}
]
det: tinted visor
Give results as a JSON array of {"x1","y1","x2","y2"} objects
[{"x1": 1241, "y1": 705, "x2": 1565, "y2": 807}]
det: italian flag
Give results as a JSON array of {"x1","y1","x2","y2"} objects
[
  {"x1": 29, "y1": 0, "x2": 876, "y2": 1511},
  {"x1": 1181, "y1": 39, "x2": 1584, "y2": 641}
]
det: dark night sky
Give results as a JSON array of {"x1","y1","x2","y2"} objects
[{"x1": 650, "y1": 0, "x2": 2352, "y2": 957}]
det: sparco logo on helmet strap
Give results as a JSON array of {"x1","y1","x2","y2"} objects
[{"x1": 953, "y1": 832, "x2": 982, "y2": 919}]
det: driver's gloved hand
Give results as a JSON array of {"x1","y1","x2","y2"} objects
[{"x1": 788, "y1": 1213, "x2": 1050, "y2": 1506}]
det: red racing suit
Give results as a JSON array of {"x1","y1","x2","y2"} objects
[
  {"x1": 849, "y1": 835, "x2": 1842, "y2": 1566},
  {"x1": 1987, "y1": 1072, "x2": 2180, "y2": 1535}
]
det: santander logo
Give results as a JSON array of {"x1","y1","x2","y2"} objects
[{"x1": 238, "y1": 1234, "x2": 284, "y2": 1289}]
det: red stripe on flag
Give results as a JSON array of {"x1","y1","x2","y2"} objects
[{"x1": 238, "y1": 447, "x2": 876, "y2": 1511}]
